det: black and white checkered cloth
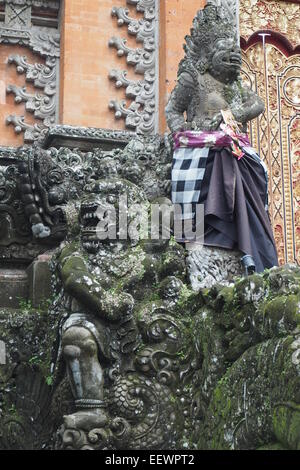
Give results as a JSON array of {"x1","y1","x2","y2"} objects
[{"x1": 172, "y1": 147, "x2": 209, "y2": 220}]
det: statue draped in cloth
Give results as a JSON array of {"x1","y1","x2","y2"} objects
[{"x1": 165, "y1": 3, "x2": 278, "y2": 275}]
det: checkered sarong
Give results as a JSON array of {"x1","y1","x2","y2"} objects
[
  {"x1": 172, "y1": 147, "x2": 210, "y2": 220},
  {"x1": 171, "y1": 130, "x2": 267, "y2": 226}
]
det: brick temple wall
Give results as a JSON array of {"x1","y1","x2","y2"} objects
[
  {"x1": 0, "y1": 0, "x2": 206, "y2": 143},
  {"x1": 60, "y1": 0, "x2": 205, "y2": 132}
]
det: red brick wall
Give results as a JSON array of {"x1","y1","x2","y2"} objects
[
  {"x1": 0, "y1": 0, "x2": 207, "y2": 146},
  {"x1": 60, "y1": 0, "x2": 206, "y2": 133},
  {"x1": 59, "y1": 0, "x2": 140, "y2": 130}
]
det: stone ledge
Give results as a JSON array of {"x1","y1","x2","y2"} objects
[
  {"x1": 0, "y1": 268, "x2": 28, "y2": 308},
  {"x1": 42, "y1": 125, "x2": 137, "y2": 151}
]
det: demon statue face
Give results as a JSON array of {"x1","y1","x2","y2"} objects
[
  {"x1": 80, "y1": 178, "x2": 149, "y2": 253},
  {"x1": 209, "y1": 38, "x2": 242, "y2": 83}
]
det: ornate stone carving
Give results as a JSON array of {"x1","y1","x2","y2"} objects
[
  {"x1": 0, "y1": 131, "x2": 299, "y2": 450},
  {"x1": 48, "y1": 168, "x2": 189, "y2": 449},
  {"x1": 0, "y1": 306, "x2": 59, "y2": 450},
  {"x1": 0, "y1": 159, "x2": 32, "y2": 247},
  {"x1": 165, "y1": 2, "x2": 280, "y2": 284},
  {"x1": 0, "y1": 131, "x2": 171, "y2": 262},
  {"x1": 5, "y1": 1, "x2": 31, "y2": 28},
  {"x1": 108, "y1": 0, "x2": 159, "y2": 134},
  {"x1": 42, "y1": 125, "x2": 137, "y2": 150},
  {"x1": 0, "y1": 0, "x2": 60, "y2": 142},
  {"x1": 187, "y1": 246, "x2": 243, "y2": 290},
  {"x1": 6, "y1": 55, "x2": 57, "y2": 141},
  {"x1": 0, "y1": 1, "x2": 60, "y2": 10},
  {"x1": 208, "y1": 0, "x2": 238, "y2": 33},
  {"x1": 29, "y1": 32, "x2": 60, "y2": 58}
]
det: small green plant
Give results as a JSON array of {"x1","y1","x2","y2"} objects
[
  {"x1": 9, "y1": 404, "x2": 17, "y2": 415},
  {"x1": 176, "y1": 349, "x2": 186, "y2": 360},
  {"x1": 46, "y1": 376, "x2": 53, "y2": 386},
  {"x1": 29, "y1": 355, "x2": 42, "y2": 366},
  {"x1": 18, "y1": 298, "x2": 32, "y2": 313},
  {"x1": 170, "y1": 395, "x2": 176, "y2": 404}
]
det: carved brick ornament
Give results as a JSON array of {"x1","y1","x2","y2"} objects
[
  {"x1": 0, "y1": 0, "x2": 60, "y2": 142},
  {"x1": 108, "y1": 0, "x2": 159, "y2": 135}
]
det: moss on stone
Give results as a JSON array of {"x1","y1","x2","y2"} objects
[
  {"x1": 264, "y1": 295, "x2": 300, "y2": 328},
  {"x1": 273, "y1": 403, "x2": 300, "y2": 450}
]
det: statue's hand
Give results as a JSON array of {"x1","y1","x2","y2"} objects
[
  {"x1": 231, "y1": 85, "x2": 265, "y2": 123},
  {"x1": 231, "y1": 103, "x2": 245, "y2": 124},
  {"x1": 182, "y1": 122, "x2": 194, "y2": 131},
  {"x1": 208, "y1": 113, "x2": 223, "y2": 131}
]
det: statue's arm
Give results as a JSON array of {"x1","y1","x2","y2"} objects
[
  {"x1": 165, "y1": 72, "x2": 195, "y2": 133},
  {"x1": 232, "y1": 85, "x2": 265, "y2": 124},
  {"x1": 59, "y1": 244, "x2": 132, "y2": 321}
]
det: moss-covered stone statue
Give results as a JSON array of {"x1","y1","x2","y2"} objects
[
  {"x1": 50, "y1": 170, "x2": 300, "y2": 450},
  {"x1": 55, "y1": 177, "x2": 191, "y2": 448},
  {"x1": 166, "y1": 3, "x2": 278, "y2": 279},
  {"x1": 0, "y1": 137, "x2": 299, "y2": 450}
]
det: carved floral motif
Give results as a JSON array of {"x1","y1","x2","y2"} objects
[
  {"x1": 240, "y1": 0, "x2": 300, "y2": 264},
  {"x1": 0, "y1": 0, "x2": 60, "y2": 142},
  {"x1": 240, "y1": 0, "x2": 300, "y2": 49}
]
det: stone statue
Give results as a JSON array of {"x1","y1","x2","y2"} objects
[
  {"x1": 54, "y1": 174, "x2": 194, "y2": 449},
  {"x1": 0, "y1": 138, "x2": 299, "y2": 450},
  {"x1": 166, "y1": 3, "x2": 278, "y2": 281},
  {"x1": 165, "y1": 5, "x2": 263, "y2": 134},
  {"x1": 58, "y1": 178, "x2": 148, "y2": 431}
]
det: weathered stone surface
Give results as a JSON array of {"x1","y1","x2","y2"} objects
[
  {"x1": 0, "y1": 133, "x2": 172, "y2": 265},
  {"x1": 0, "y1": 262, "x2": 299, "y2": 450},
  {"x1": 0, "y1": 304, "x2": 60, "y2": 449},
  {"x1": 0, "y1": 123, "x2": 299, "y2": 450},
  {"x1": 194, "y1": 264, "x2": 300, "y2": 450},
  {"x1": 0, "y1": 269, "x2": 28, "y2": 308},
  {"x1": 27, "y1": 254, "x2": 53, "y2": 308},
  {"x1": 53, "y1": 177, "x2": 190, "y2": 449},
  {"x1": 0, "y1": 0, "x2": 297, "y2": 452},
  {"x1": 187, "y1": 245, "x2": 244, "y2": 290}
]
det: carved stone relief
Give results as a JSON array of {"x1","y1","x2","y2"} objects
[
  {"x1": 0, "y1": 0, "x2": 60, "y2": 143},
  {"x1": 208, "y1": 0, "x2": 239, "y2": 34},
  {"x1": 0, "y1": 129, "x2": 172, "y2": 263},
  {"x1": 5, "y1": 1, "x2": 31, "y2": 28},
  {"x1": 108, "y1": 0, "x2": 159, "y2": 135},
  {"x1": 187, "y1": 246, "x2": 243, "y2": 290},
  {"x1": 0, "y1": 125, "x2": 299, "y2": 450}
]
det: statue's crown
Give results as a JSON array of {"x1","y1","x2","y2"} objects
[{"x1": 184, "y1": 3, "x2": 235, "y2": 59}]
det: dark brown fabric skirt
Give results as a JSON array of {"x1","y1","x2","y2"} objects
[{"x1": 199, "y1": 148, "x2": 278, "y2": 272}]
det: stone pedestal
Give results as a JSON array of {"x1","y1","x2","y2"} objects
[
  {"x1": 27, "y1": 254, "x2": 53, "y2": 308},
  {"x1": 0, "y1": 268, "x2": 28, "y2": 308}
]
